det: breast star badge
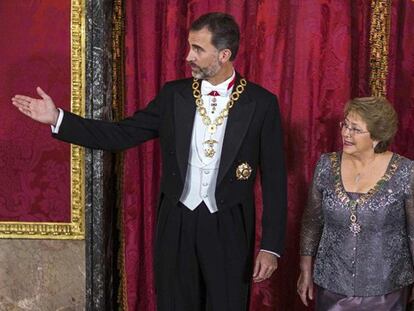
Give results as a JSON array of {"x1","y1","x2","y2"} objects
[{"x1": 236, "y1": 162, "x2": 252, "y2": 180}]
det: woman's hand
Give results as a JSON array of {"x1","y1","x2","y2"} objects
[
  {"x1": 297, "y1": 255, "x2": 314, "y2": 306},
  {"x1": 297, "y1": 270, "x2": 314, "y2": 306}
]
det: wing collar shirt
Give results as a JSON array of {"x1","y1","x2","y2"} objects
[
  {"x1": 179, "y1": 71, "x2": 236, "y2": 213},
  {"x1": 179, "y1": 72, "x2": 280, "y2": 257}
]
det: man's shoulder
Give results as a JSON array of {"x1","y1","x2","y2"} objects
[
  {"x1": 244, "y1": 79, "x2": 277, "y2": 101},
  {"x1": 162, "y1": 77, "x2": 193, "y2": 91}
]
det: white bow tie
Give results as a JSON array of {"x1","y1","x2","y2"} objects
[{"x1": 201, "y1": 83, "x2": 229, "y2": 97}]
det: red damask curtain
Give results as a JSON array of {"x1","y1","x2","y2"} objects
[
  {"x1": 121, "y1": 1, "x2": 413, "y2": 310},
  {"x1": 388, "y1": 0, "x2": 414, "y2": 158}
]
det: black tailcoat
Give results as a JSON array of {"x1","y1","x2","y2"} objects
[{"x1": 54, "y1": 74, "x2": 287, "y2": 255}]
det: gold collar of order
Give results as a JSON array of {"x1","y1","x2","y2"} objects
[{"x1": 191, "y1": 77, "x2": 247, "y2": 158}]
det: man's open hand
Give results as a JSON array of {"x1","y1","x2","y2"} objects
[{"x1": 12, "y1": 87, "x2": 59, "y2": 126}]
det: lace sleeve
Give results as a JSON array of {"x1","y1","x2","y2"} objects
[
  {"x1": 405, "y1": 162, "x2": 414, "y2": 262},
  {"x1": 300, "y1": 156, "x2": 325, "y2": 256}
]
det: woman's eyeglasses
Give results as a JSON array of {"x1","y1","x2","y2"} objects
[{"x1": 339, "y1": 121, "x2": 369, "y2": 135}]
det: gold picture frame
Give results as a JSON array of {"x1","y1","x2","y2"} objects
[{"x1": 0, "y1": 0, "x2": 85, "y2": 240}]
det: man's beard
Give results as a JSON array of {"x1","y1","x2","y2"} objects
[{"x1": 189, "y1": 59, "x2": 221, "y2": 79}]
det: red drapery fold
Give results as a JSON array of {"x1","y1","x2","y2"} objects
[{"x1": 122, "y1": 1, "x2": 412, "y2": 310}]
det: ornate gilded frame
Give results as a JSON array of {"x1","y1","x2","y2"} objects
[{"x1": 0, "y1": 0, "x2": 85, "y2": 239}]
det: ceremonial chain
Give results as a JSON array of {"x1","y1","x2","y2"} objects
[{"x1": 192, "y1": 78, "x2": 247, "y2": 157}]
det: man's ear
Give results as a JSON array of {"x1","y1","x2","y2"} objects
[{"x1": 219, "y1": 48, "x2": 232, "y2": 63}]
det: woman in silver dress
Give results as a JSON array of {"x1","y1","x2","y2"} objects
[{"x1": 297, "y1": 97, "x2": 414, "y2": 310}]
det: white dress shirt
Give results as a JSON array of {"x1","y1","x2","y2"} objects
[
  {"x1": 179, "y1": 71, "x2": 235, "y2": 213},
  {"x1": 51, "y1": 108, "x2": 64, "y2": 133}
]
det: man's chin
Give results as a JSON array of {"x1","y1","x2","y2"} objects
[{"x1": 191, "y1": 71, "x2": 205, "y2": 79}]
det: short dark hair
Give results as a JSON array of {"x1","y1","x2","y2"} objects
[
  {"x1": 344, "y1": 97, "x2": 398, "y2": 153},
  {"x1": 190, "y1": 12, "x2": 240, "y2": 61}
]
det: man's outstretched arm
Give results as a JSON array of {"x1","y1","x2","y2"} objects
[{"x1": 12, "y1": 87, "x2": 162, "y2": 151}]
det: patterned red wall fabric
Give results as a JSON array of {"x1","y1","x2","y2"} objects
[
  {"x1": 122, "y1": 1, "x2": 413, "y2": 310},
  {"x1": 0, "y1": 1, "x2": 71, "y2": 222}
]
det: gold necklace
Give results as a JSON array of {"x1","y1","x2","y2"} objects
[{"x1": 192, "y1": 77, "x2": 247, "y2": 157}]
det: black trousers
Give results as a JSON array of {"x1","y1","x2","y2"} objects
[{"x1": 155, "y1": 200, "x2": 252, "y2": 311}]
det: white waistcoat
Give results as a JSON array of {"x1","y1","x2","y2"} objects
[{"x1": 179, "y1": 72, "x2": 235, "y2": 213}]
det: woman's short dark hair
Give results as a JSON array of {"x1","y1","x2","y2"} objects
[
  {"x1": 190, "y1": 12, "x2": 240, "y2": 61},
  {"x1": 344, "y1": 97, "x2": 398, "y2": 153}
]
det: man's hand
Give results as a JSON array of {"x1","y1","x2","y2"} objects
[
  {"x1": 252, "y1": 251, "x2": 278, "y2": 282},
  {"x1": 12, "y1": 87, "x2": 59, "y2": 126}
]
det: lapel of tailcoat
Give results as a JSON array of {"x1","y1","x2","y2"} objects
[
  {"x1": 174, "y1": 81, "x2": 196, "y2": 181},
  {"x1": 217, "y1": 75, "x2": 256, "y2": 185}
]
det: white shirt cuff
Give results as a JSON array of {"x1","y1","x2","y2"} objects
[
  {"x1": 260, "y1": 249, "x2": 280, "y2": 258},
  {"x1": 51, "y1": 108, "x2": 64, "y2": 134}
]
